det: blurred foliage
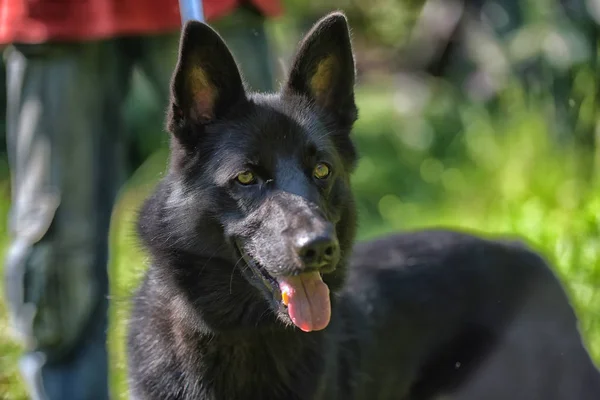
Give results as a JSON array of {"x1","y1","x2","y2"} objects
[
  {"x1": 280, "y1": 0, "x2": 422, "y2": 47},
  {"x1": 1, "y1": 0, "x2": 600, "y2": 398}
]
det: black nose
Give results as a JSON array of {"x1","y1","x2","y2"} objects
[{"x1": 296, "y1": 234, "x2": 339, "y2": 269}]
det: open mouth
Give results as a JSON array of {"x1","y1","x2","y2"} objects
[
  {"x1": 235, "y1": 242, "x2": 332, "y2": 332},
  {"x1": 235, "y1": 242, "x2": 284, "y2": 310}
]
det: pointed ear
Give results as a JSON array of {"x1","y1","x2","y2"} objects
[
  {"x1": 168, "y1": 21, "x2": 246, "y2": 140},
  {"x1": 284, "y1": 12, "x2": 358, "y2": 128}
]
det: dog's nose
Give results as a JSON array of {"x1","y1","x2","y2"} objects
[{"x1": 296, "y1": 234, "x2": 339, "y2": 269}]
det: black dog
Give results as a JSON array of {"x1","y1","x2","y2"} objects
[{"x1": 126, "y1": 12, "x2": 600, "y2": 400}]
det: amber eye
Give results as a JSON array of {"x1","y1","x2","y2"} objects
[
  {"x1": 236, "y1": 171, "x2": 256, "y2": 185},
  {"x1": 313, "y1": 162, "x2": 331, "y2": 180}
]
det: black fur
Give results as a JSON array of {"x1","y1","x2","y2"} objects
[{"x1": 127, "y1": 12, "x2": 600, "y2": 400}]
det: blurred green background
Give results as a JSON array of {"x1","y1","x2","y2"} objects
[{"x1": 1, "y1": 0, "x2": 600, "y2": 398}]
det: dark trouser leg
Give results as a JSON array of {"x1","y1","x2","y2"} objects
[
  {"x1": 4, "y1": 41, "x2": 129, "y2": 400},
  {"x1": 210, "y1": 7, "x2": 276, "y2": 92}
]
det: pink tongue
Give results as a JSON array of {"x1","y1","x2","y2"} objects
[{"x1": 277, "y1": 272, "x2": 331, "y2": 332}]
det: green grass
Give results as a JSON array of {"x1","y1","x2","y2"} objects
[{"x1": 0, "y1": 83, "x2": 599, "y2": 399}]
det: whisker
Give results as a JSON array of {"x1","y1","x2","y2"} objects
[{"x1": 230, "y1": 255, "x2": 245, "y2": 294}]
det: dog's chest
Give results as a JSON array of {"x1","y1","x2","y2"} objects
[{"x1": 190, "y1": 335, "x2": 328, "y2": 400}]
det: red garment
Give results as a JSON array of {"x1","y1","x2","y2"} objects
[{"x1": 0, "y1": 0, "x2": 282, "y2": 44}]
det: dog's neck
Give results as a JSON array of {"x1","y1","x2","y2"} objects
[{"x1": 149, "y1": 255, "x2": 339, "y2": 398}]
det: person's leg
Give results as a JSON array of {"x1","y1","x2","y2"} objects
[
  {"x1": 4, "y1": 41, "x2": 129, "y2": 400},
  {"x1": 137, "y1": 6, "x2": 275, "y2": 101},
  {"x1": 121, "y1": 34, "x2": 178, "y2": 170},
  {"x1": 210, "y1": 6, "x2": 276, "y2": 92}
]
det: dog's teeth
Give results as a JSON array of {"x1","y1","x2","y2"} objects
[{"x1": 282, "y1": 290, "x2": 290, "y2": 306}]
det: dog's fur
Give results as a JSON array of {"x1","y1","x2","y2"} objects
[{"x1": 127, "y1": 12, "x2": 600, "y2": 400}]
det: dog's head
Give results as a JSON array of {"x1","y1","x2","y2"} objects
[{"x1": 156, "y1": 13, "x2": 358, "y2": 332}]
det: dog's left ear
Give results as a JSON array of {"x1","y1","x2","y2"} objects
[
  {"x1": 168, "y1": 21, "x2": 246, "y2": 141},
  {"x1": 284, "y1": 12, "x2": 357, "y2": 128}
]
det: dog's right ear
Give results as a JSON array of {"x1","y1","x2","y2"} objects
[{"x1": 168, "y1": 21, "x2": 245, "y2": 141}]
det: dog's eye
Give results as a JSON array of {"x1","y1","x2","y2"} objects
[
  {"x1": 235, "y1": 171, "x2": 257, "y2": 185},
  {"x1": 313, "y1": 162, "x2": 331, "y2": 180}
]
